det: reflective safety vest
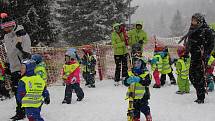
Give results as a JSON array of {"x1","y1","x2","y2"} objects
[
  {"x1": 21, "y1": 75, "x2": 46, "y2": 108},
  {"x1": 126, "y1": 71, "x2": 149, "y2": 100},
  {"x1": 82, "y1": 55, "x2": 96, "y2": 73},
  {"x1": 161, "y1": 55, "x2": 172, "y2": 74},
  {"x1": 151, "y1": 54, "x2": 163, "y2": 72},
  {"x1": 208, "y1": 55, "x2": 215, "y2": 66},
  {"x1": 176, "y1": 58, "x2": 190, "y2": 79},
  {"x1": 63, "y1": 63, "x2": 79, "y2": 80},
  {"x1": 35, "y1": 62, "x2": 47, "y2": 82}
]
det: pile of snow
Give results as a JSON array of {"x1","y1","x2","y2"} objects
[{"x1": 0, "y1": 79, "x2": 215, "y2": 121}]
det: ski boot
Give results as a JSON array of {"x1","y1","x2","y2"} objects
[
  {"x1": 10, "y1": 114, "x2": 26, "y2": 120},
  {"x1": 114, "y1": 81, "x2": 120, "y2": 86},
  {"x1": 153, "y1": 84, "x2": 160, "y2": 88},
  {"x1": 176, "y1": 91, "x2": 185, "y2": 95},
  {"x1": 62, "y1": 99, "x2": 71, "y2": 104},
  {"x1": 146, "y1": 114, "x2": 152, "y2": 121},
  {"x1": 194, "y1": 99, "x2": 204, "y2": 104},
  {"x1": 170, "y1": 81, "x2": 176, "y2": 85}
]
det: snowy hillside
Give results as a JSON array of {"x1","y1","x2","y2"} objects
[{"x1": 1, "y1": 80, "x2": 215, "y2": 121}]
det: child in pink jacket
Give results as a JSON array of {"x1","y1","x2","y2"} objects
[{"x1": 62, "y1": 49, "x2": 84, "y2": 104}]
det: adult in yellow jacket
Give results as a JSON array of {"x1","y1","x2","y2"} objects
[
  {"x1": 111, "y1": 23, "x2": 128, "y2": 86},
  {"x1": 128, "y1": 21, "x2": 148, "y2": 51}
]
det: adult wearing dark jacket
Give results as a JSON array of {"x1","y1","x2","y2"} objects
[
  {"x1": 185, "y1": 13, "x2": 214, "y2": 104},
  {"x1": 0, "y1": 13, "x2": 31, "y2": 120}
]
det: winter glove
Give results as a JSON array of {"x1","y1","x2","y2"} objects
[
  {"x1": 126, "y1": 76, "x2": 140, "y2": 84},
  {"x1": 138, "y1": 40, "x2": 144, "y2": 44},
  {"x1": 22, "y1": 51, "x2": 31, "y2": 59},
  {"x1": 44, "y1": 97, "x2": 50, "y2": 104},
  {"x1": 16, "y1": 42, "x2": 23, "y2": 51}
]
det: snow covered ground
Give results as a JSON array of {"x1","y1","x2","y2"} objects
[{"x1": 1, "y1": 79, "x2": 215, "y2": 121}]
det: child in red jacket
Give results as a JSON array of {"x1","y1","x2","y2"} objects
[{"x1": 62, "y1": 49, "x2": 84, "y2": 104}]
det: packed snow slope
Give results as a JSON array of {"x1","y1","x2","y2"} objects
[{"x1": 1, "y1": 80, "x2": 215, "y2": 121}]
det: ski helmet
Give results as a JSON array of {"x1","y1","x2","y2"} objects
[
  {"x1": 21, "y1": 59, "x2": 36, "y2": 76},
  {"x1": 31, "y1": 54, "x2": 43, "y2": 64},
  {"x1": 0, "y1": 13, "x2": 16, "y2": 29},
  {"x1": 177, "y1": 46, "x2": 186, "y2": 57},
  {"x1": 65, "y1": 49, "x2": 77, "y2": 59},
  {"x1": 82, "y1": 45, "x2": 93, "y2": 54},
  {"x1": 132, "y1": 43, "x2": 142, "y2": 57},
  {"x1": 67, "y1": 47, "x2": 77, "y2": 53}
]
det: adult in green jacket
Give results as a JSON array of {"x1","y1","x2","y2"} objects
[
  {"x1": 111, "y1": 23, "x2": 128, "y2": 86},
  {"x1": 128, "y1": 21, "x2": 148, "y2": 51}
]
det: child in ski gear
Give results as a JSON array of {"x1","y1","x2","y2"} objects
[
  {"x1": 183, "y1": 13, "x2": 214, "y2": 104},
  {"x1": 17, "y1": 59, "x2": 50, "y2": 121},
  {"x1": 81, "y1": 45, "x2": 96, "y2": 88},
  {"x1": 0, "y1": 13, "x2": 31, "y2": 120},
  {"x1": 128, "y1": 21, "x2": 148, "y2": 50},
  {"x1": 124, "y1": 57, "x2": 152, "y2": 121},
  {"x1": 206, "y1": 53, "x2": 215, "y2": 92},
  {"x1": 160, "y1": 48, "x2": 176, "y2": 86},
  {"x1": 150, "y1": 46, "x2": 163, "y2": 88},
  {"x1": 175, "y1": 46, "x2": 190, "y2": 94},
  {"x1": 111, "y1": 23, "x2": 128, "y2": 86},
  {"x1": 62, "y1": 49, "x2": 84, "y2": 104},
  {"x1": 0, "y1": 59, "x2": 10, "y2": 99},
  {"x1": 31, "y1": 54, "x2": 48, "y2": 83}
]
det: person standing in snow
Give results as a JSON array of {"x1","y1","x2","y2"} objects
[
  {"x1": 111, "y1": 23, "x2": 128, "y2": 86},
  {"x1": 0, "y1": 13, "x2": 31, "y2": 120},
  {"x1": 160, "y1": 48, "x2": 176, "y2": 86},
  {"x1": 128, "y1": 21, "x2": 148, "y2": 52},
  {"x1": 175, "y1": 46, "x2": 190, "y2": 94},
  {"x1": 62, "y1": 48, "x2": 84, "y2": 104},
  {"x1": 182, "y1": 13, "x2": 214, "y2": 103},
  {"x1": 81, "y1": 45, "x2": 96, "y2": 88},
  {"x1": 17, "y1": 59, "x2": 50, "y2": 121},
  {"x1": 124, "y1": 56, "x2": 152, "y2": 121}
]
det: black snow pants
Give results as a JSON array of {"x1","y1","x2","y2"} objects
[
  {"x1": 64, "y1": 83, "x2": 84, "y2": 102},
  {"x1": 114, "y1": 54, "x2": 128, "y2": 82},
  {"x1": 189, "y1": 59, "x2": 206, "y2": 101}
]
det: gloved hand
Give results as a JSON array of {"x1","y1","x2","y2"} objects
[
  {"x1": 44, "y1": 97, "x2": 50, "y2": 104},
  {"x1": 22, "y1": 51, "x2": 31, "y2": 59},
  {"x1": 126, "y1": 76, "x2": 140, "y2": 84},
  {"x1": 138, "y1": 40, "x2": 144, "y2": 44},
  {"x1": 16, "y1": 42, "x2": 23, "y2": 51}
]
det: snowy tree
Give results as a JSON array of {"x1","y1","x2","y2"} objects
[
  {"x1": 53, "y1": 0, "x2": 137, "y2": 45},
  {"x1": 170, "y1": 10, "x2": 185, "y2": 37},
  {"x1": 1, "y1": 0, "x2": 56, "y2": 46}
]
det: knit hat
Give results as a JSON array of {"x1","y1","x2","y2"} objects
[{"x1": 0, "y1": 13, "x2": 16, "y2": 29}]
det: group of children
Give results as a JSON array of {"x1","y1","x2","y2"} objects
[
  {"x1": 0, "y1": 45, "x2": 97, "y2": 120},
  {"x1": 149, "y1": 45, "x2": 215, "y2": 94}
]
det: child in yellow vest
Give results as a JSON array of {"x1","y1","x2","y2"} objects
[
  {"x1": 175, "y1": 46, "x2": 190, "y2": 94},
  {"x1": 17, "y1": 59, "x2": 50, "y2": 121}
]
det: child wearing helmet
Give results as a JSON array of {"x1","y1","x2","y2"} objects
[
  {"x1": 0, "y1": 59, "x2": 10, "y2": 100},
  {"x1": 17, "y1": 59, "x2": 50, "y2": 121},
  {"x1": 62, "y1": 49, "x2": 84, "y2": 104},
  {"x1": 150, "y1": 50, "x2": 163, "y2": 88},
  {"x1": 175, "y1": 46, "x2": 190, "y2": 94},
  {"x1": 31, "y1": 54, "x2": 48, "y2": 83},
  {"x1": 159, "y1": 47, "x2": 176, "y2": 86},
  {"x1": 81, "y1": 45, "x2": 96, "y2": 88},
  {"x1": 124, "y1": 57, "x2": 152, "y2": 121}
]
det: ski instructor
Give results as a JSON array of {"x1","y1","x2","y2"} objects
[
  {"x1": 0, "y1": 13, "x2": 31, "y2": 120},
  {"x1": 182, "y1": 13, "x2": 214, "y2": 104}
]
